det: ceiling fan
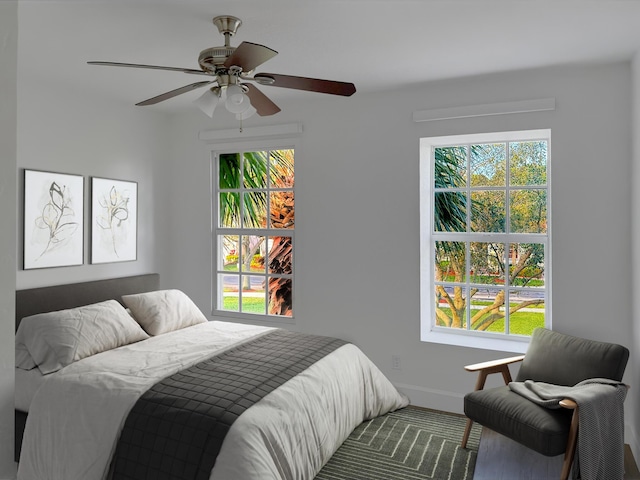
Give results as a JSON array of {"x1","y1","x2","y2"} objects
[{"x1": 88, "y1": 15, "x2": 356, "y2": 120}]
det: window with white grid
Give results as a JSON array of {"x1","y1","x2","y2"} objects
[
  {"x1": 420, "y1": 130, "x2": 550, "y2": 351},
  {"x1": 213, "y1": 146, "x2": 294, "y2": 320}
]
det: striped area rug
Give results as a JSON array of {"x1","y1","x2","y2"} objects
[{"x1": 315, "y1": 406, "x2": 482, "y2": 480}]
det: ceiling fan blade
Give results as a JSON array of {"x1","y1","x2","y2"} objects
[
  {"x1": 88, "y1": 61, "x2": 210, "y2": 76},
  {"x1": 224, "y1": 42, "x2": 278, "y2": 72},
  {"x1": 136, "y1": 81, "x2": 214, "y2": 106},
  {"x1": 253, "y1": 73, "x2": 356, "y2": 96},
  {"x1": 244, "y1": 84, "x2": 281, "y2": 116}
]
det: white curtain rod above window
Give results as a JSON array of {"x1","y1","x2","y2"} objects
[{"x1": 412, "y1": 98, "x2": 556, "y2": 123}]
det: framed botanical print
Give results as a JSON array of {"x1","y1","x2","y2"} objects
[
  {"x1": 23, "y1": 169, "x2": 84, "y2": 269},
  {"x1": 91, "y1": 177, "x2": 138, "y2": 264}
]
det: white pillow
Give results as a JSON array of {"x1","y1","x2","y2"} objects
[
  {"x1": 15, "y1": 300, "x2": 149, "y2": 374},
  {"x1": 122, "y1": 289, "x2": 207, "y2": 336},
  {"x1": 15, "y1": 343, "x2": 37, "y2": 370}
]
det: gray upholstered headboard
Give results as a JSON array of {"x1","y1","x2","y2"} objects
[
  {"x1": 15, "y1": 273, "x2": 160, "y2": 331},
  {"x1": 14, "y1": 273, "x2": 160, "y2": 461}
]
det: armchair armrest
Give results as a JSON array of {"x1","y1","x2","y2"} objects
[
  {"x1": 464, "y1": 354, "x2": 525, "y2": 393},
  {"x1": 559, "y1": 398, "x2": 578, "y2": 409},
  {"x1": 464, "y1": 355, "x2": 525, "y2": 372},
  {"x1": 559, "y1": 384, "x2": 628, "y2": 410}
]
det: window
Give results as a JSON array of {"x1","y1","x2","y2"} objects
[
  {"x1": 213, "y1": 147, "x2": 294, "y2": 320},
  {"x1": 420, "y1": 130, "x2": 550, "y2": 352}
]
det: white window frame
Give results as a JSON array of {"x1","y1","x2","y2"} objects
[
  {"x1": 419, "y1": 129, "x2": 551, "y2": 353},
  {"x1": 211, "y1": 138, "x2": 297, "y2": 324}
]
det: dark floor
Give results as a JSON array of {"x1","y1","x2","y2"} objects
[{"x1": 473, "y1": 427, "x2": 640, "y2": 480}]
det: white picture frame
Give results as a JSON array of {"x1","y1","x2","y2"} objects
[
  {"x1": 23, "y1": 169, "x2": 84, "y2": 269},
  {"x1": 91, "y1": 177, "x2": 138, "y2": 264}
]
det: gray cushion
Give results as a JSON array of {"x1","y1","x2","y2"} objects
[
  {"x1": 465, "y1": 386, "x2": 573, "y2": 456},
  {"x1": 516, "y1": 328, "x2": 629, "y2": 385}
]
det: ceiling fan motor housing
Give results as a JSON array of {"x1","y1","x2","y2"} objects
[
  {"x1": 198, "y1": 46, "x2": 235, "y2": 72},
  {"x1": 199, "y1": 15, "x2": 244, "y2": 73}
]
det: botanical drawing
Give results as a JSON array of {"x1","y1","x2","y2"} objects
[
  {"x1": 91, "y1": 178, "x2": 137, "y2": 263},
  {"x1": 34, "y1": 181, "x2": 80, "y2": 259},
  {"x1": 23, "y1": 170, "x2": 84, "y2": 269},
  {"x1": 96, "y1": 185, "x2": 130, "y2": 257}
]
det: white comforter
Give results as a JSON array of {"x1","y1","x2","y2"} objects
[{"x1": 18, "y1": 321, "x2": 409, "y2": 480}]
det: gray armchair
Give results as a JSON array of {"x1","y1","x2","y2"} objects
[{"x1": 461, "y1": 328, "x2": 629, "y2": 480}]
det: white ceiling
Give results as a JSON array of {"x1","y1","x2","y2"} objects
[{"x1": 18, "y1": 0, "x2": 640, "y2": 114}]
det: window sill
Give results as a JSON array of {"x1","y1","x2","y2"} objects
[
  {"x1": 211, "y1": 310, "x2": 295, "y2": 326},
  {"x1": 421, "y1": 327, "x2": 529, "y2": 354}
]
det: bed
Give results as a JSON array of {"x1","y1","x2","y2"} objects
[{"x1": 14, "y1": 274, "x2": 409, "y2": 480}]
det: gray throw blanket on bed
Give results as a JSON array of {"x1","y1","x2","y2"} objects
[
  {"x1": 110, "y1": 329, "x2": 347, "y2": 480},
  {"x1": 509, "y1": 378, "x2": 627, "y2": 480}
]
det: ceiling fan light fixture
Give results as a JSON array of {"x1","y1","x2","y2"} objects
[
  {"x1": 224, "y1": 84, "x2": 252, "y2": 114},
  {"x1": 193, "y1": 87, "x2": 221, "y2": 118}
]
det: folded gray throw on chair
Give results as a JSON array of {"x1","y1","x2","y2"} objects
[{"x1": 509, "y1": 378, "x2": 627, "y2": 480}]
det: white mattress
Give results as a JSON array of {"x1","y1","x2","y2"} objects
[
  {"x1": 15, "y1": 367, "x2": 48, "y2": 412},
  {"x1": 18, "y1": 321, "x2": 409, "y2": 480}
]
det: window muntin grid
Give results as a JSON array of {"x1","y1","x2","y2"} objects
[
  {"x1": 214, "y1": 148, "x2": 294, "y2": 319},
  {"x1": 429, "y1": 134, "x2": 549, "y2": 339}
]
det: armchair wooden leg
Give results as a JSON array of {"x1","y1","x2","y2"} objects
[
  {"x1": 461, "y1": 418, "x2": 474, "y2": 448},
  {"x1": 462, "y1": 370, "x2": 488, "y2": 448},
  {"x1": 560, "y1": 408, "x2": 579, "y2": 480},
  {"x1": 461, "y1": 364, "x2": 513, "y2": 449}
]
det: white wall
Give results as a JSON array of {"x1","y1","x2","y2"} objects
[
  {"x1": 166, "y1": 62, "x2": 636, "y2": 449},
  {"x1": 630, "y1": 51, "x2": 640, "y2": 465},
  {"x1": 14, "y1": 1, "x2": 174, "y2": 292},
  {"x1": 0, "y1": 3, "x2": 18, "y2": 477},
  {"x1": 15, "y1": 71, "x2": 172, "y2": 290}
]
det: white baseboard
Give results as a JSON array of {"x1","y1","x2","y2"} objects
[{"x1": 394, "y1": 382, "x2": 465, "y2": 415}]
